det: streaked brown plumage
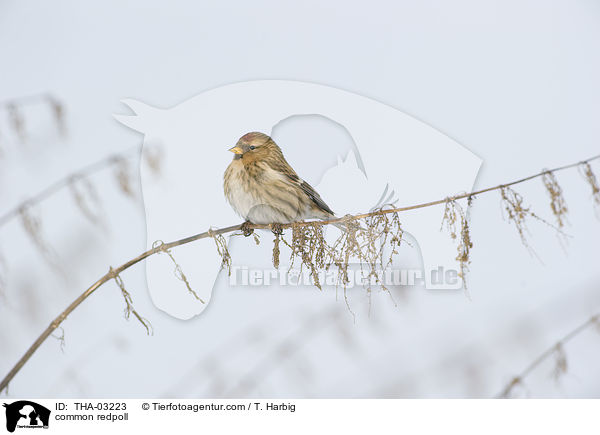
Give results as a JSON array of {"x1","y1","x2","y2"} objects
[{"x1": 223, "y1": 132, "x2": 335, "y2": 224}]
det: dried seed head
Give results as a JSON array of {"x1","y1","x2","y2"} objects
[
  {"x1": 69, "y1": 177, "x2": 104, "y2": 226},
  {"x1": 111, "y1": 267, "x2": 153, "y2": 335},
  {"x1": 47, "y1": 96, "x2": 66, "y2": 137},
  {"x1": 272, "y1": 232, "x2": 281, "y2": 269},
  {"x1": 541, "y1": 170, "x2": 568, "y2": 228},
  {"x1": 500, "y1": 186, "x2": 536, "y2": 254},
  {"x1": 51, "y1": 326, "x2": 66, "y2": 352},
  {"x1": 143, "y1": 145, "x2": 163, "y2": 176},
  {"x1": 440, "y1": 198, "x2": 459, "y2": 239},
  {"x1": 19, "y1": 204, "x2": 60, "y2": 267},
  {"x1": 211, "y1": 232, "x2": 232, "y2": 275},
  {"x1": 441, "y1": 199, "x2": 474, "y2": 291},
  {"x1": 275, "y1": 209, "x2": 403, "y2": 315},
  {"x1": 500, "y1": 377, "x2": 523, "y2": 398},
  {"x1": 500, "y1": 185, "x2": 564, "y2": 257},
  {"x1": 7, "y1": 103, "x2": 26, "y2": 143},
  {"x1": 114, "y1": 158, "x2": 135, "y2": 198},
  {"x1": 552, "y1": 343, "x2": 568, "y2": 380},
  {"x1": 164, "y1": 248, "x2": 206, "y2": 302},
  {"x1": 286, "y1": 222, "x2": 327, "y2": 290},
  {"x1": 579, "y1": 162, "x2": 600, "y2": 212}
]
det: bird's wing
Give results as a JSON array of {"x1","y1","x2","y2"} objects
[
  {"x1": 266, "y1": 152, "x2": 335, "y2": 216},
  {"x1": 299, "y1": 180, "x2": 335, "y2": 216}
]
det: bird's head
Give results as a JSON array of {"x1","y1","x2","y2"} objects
[{"x1": 228, "y1": 132, "x2": 274, "y2": 160}]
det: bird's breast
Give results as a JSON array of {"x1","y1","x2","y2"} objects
[
  {"x1": 224, "y1": 160, "x2": 306, "y2": 224},
  {"x1": 224, "y1": 160, "x2": 259, "y2": 218}
]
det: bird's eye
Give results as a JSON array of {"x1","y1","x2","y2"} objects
[{"x1": 249, "y1": 146, "x2": 256, "y2": 150}]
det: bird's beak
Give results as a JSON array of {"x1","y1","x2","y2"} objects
[{"x1": 229, "y1": 146, "x2": 244, "y2": 155}]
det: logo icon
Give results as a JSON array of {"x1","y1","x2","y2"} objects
[{"x1": 3, "y1": 401, "x2": 50, "y2": 433}]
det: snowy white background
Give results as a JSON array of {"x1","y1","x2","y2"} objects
[{"x1": 0, "y1": 0, "x2": 599, "y2": 398}]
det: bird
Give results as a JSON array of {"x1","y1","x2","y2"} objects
[{"x1": 223, "y1": 132, "x2": 336, "y2": 227}]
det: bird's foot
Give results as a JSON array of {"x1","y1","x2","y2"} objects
[
  {"x1": 269, "y1": 223, "x2": 284, "y2": 235},
  {"x1": 240, "y1": 221, "x2": 254, "y2": 237}
]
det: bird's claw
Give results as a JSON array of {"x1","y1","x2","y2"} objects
[
  {"x1": 270, "y1": 223, "x2": 284, "y2": 235},
  {"x1": 240, "y1": 221, "x2": 254, "y2": 237}
]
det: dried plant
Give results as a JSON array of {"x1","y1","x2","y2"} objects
[
  {"x1": 1, "y1": 94, "x2": 67, "y2": 144},
  {"x1": 499, "y1": 186, "x2": 533, "y2": 249},
  {"x1": 498, "y1": 185, "x2": 559, "y2": 257},
  {"x1": 552, "y1": 343, "x2": 568, "y2": 381},
  {"x1": 440, "y1": 198, "x2": 474, "y2": 291},
  {"x1": 51, "y1": 326, "x2": 66, "y2": 353},
  {"x1": 0, "y1": 146, "x2": 140, "y2": 229},
  {"x1": 273, "y1": 209, "x2": 403, "y2": 313},
  {"x1": 69, "y1": 176, "x2": 104, "y2": 226},
  {"x1": 46, "y1": 95, "x2": 66, "y2": 137},
  {"x1": 210, "y1": 232, "x2": 232, "y2": 274},
  {"x1": 272, "y1": 231, "x2": 281, "y2": 269},
  {"x1": 579, "y1": 161, "x2": 600, "y2": 212},
  {"x1": 500, "y1": 377, "x2": 524, "y2": 399},
  {"x1": 362, "y1": 210, "x2": 404, "y2": 283},
  {"x1": 143, "y1": 145, "x2": 163, "y2": 176},
  {"x1": 110, "y1": 267, "x2": 153, "y2": 335},
  {"x1": 152, "y1": 240, "x2": 205, "y2": 303},
  {"x1": 497, "y1": 313, "x2": 600, "y2": 398},
  {"x1": 114, "y1": 157, "x2": 135, "y2": 197},
  {"x1": 7, "y1": 103, "x2": 26, "y2": 143},
  {"x1": 18, "y1": 204, "x2": 59, "y2": 267},
  {"x1": 285, "y1": 221, "x2": 328, "y2": 290},
  {"x1": 500, "y1": 185, "x2": 563, "y2": 257},
  {"x1": 541, "y1": 170, "x2": 568, "y2": 229}
]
